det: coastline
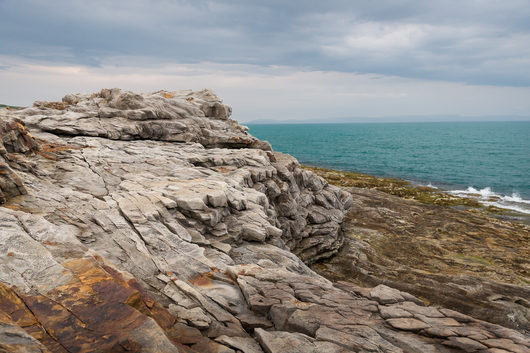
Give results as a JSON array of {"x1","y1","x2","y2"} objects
[
  {"x1": 248, "y1": 121, "x2": 530, "y2": 219},
  {"x1": 302, "y1": 164, "x2": 530, "y2": 225},
  {"x1": 304, "y1": 164, "x2": 530, "y2": 331},
  {"x1": 1, "y1": 89, "x2": 529, "y2": 350}
]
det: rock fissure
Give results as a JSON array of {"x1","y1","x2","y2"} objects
[
  {"x1": 80, "y1": 149, "x2": 109, "y2": 197},
  {"x1": 112, "y1": 194, "x2": 152, "y2": 248}
]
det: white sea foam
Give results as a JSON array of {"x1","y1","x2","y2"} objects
[
  {"x1": 448, "y1": 187, "x2": 530, "y2": 214},
  {"x1": 450, "y1": 186, "x2": 495, "y2": 197},
  {"x1": 414, "y1": 181, "x2": 439, "y2": 189},
  {"x1": 501, "y1": 193, "x2": 530, "y2": 204}
]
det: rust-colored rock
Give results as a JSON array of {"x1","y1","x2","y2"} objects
[{"x1": 0, "y1": 258, "x2": 205, "y2": 352}]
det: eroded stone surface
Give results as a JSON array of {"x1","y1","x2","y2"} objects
[
  {"x1": 312, "y1": 185, "x2": 530, "y2": 331},
  {"x1": 0, "y1": 117, "x2": 39, "y2": 203},
  {"x1": 0, "y1": 90, "x2": 529, "y2": 352}
]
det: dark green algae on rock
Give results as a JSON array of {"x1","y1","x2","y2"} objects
[
  {"x1": 306, "y1": 166, "x2": 530, "y2": 332},
  {"x1": 303, "y1": 165, "x2": 529, "y2": 223}
]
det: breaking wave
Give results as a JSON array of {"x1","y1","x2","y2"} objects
[{"x1": 448, "y1": 187, "x2": 530, "y2": 214}]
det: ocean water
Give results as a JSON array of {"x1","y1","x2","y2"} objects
[{"x1": 248, "y1": 121, "x2": 530, "y2": 214}]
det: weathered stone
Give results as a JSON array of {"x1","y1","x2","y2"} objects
[
  {"x1": 285, "y1": 308, "x2": 321, "y2": 336},
  {"x1": 191, "y1": 337, "x2": 236, "y2": 353},
  {"x1": 452, "y1": 326, "x2": 495, "y2": 340},
  {"x1": 242, "y1": 224, "x2": 268, "y2": 242},
  {"x1": 421, "y1": 326, "x2": 457, "y2": 338},
  {"x1": 0, "y1": 117, "x2": 39, "y2": 154},
  {"x1": 439, "y1": 308, "x2": 474, "y2": 323},
  {"x1": 211, "y1": 241, "x2": 232, "y2": 254},
  {"x1": 482, "y1": 338, "x2": 529, "y2": 353},
  {"x1": 0, "y1": 321, "x2": 51, "y2": 353},
  {"x1": 415, "y1": 314, "x2": 461, "y2": 327},
  {"x1": 397, "y1": 302, "x2": 444, "y2": 318},
  {"x1": 237, "y1": 313, "x2": 273, "y2": 330},
  {"x1": 379, "y1": 305, "x2": 414, "y2": 319},
  {"x1": 215, "y1": 335, "x2": 264, "y2": 353},
  {"x1": 375, "y1": 326, "x2": 444, "y2": 353},
  {"x1": 168, "y1": 323, "x2": 204, "y2": 345},
  {"x1": 442, "y1": 336, "x2": 488, "y2": 352},
  {"x1": 386, "y1": 318, "x2": 430, "y2": 331},
  {"x1": 484, "y1": 349, "x2": 514, "y2": 353},
  {"x1": 370, "y1": 285, "x2": 405, "y2": 304},
  {"x1": 169, "y1": 305, "x2": 212, "y2": 329},
  {"x1": 1, "y1": 89, "x2": 528, "y2": 353},
  {"x1": 0, "y1": 117, "x2": 40, "y2": 204},
  {"x1": 310, "y1": 181, "x2": 530, "y2": 331},
  {"x1": 255, "y1": 328, "x2": 320, "y2": 353},
  {"x1": 487, "y1": 326, "x2": 530, "y2": 346},
  {"x1": 315, "y1": 326, "x2": 381, "y2": 352}
]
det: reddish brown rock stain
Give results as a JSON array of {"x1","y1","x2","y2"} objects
[
  {"x1": 0, "y1": 258, "x2": 191, "y2": 352},
  {"x1": 37, "y1": 142, "x2": 87, "y2": 161},
  {"x1": 189, "y1": 272, "x2": 214, "y2": 287}
]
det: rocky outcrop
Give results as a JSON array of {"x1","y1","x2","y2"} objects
[
  {"x1": 0, "y1": 89, "x2": 528, "y2": 352},
  {"x1": 25, "y1": 88, "x2": 270, "y2": 150},
  {"x1": 0, "y1": 117, "x2": 39, "y2": 203},
  {"x1": 312, "y1": 186, "x2": 530, "y2": 332}
]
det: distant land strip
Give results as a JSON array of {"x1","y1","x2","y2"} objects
[{"x1": 0, "y1": 103, "x2": 23, "y2": 110}]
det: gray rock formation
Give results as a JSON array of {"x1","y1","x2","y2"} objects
[
  {"x1": 0, "y1": 89, "x2": 528, "y2": 352},
  {"x1": 0, "y1": 117, "x2": 39, "y2": 203}
]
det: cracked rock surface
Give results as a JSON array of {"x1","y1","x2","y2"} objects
[
  {"x1": 0, "y1": 89, "x2": 528, "y2": 352},
  {"x1": 312, "y1": 186, "x2": 530, "y2": 332}
]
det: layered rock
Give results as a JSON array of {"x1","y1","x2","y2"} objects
[
  {"x1": 0, "y1": 117, "x2": 39, "y2": 203},
  {"x1": 24, "y1": 88, "x2": 270, "y2": 150},
  {"x1": 0, "y1": 89, "x2": 528, "y2": 352},
  {"x1": 311, "y1": 186, "x2": 530, "y2": 332}
]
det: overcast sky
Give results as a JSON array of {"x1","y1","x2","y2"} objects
[{"x1": 1, "y1": 0, "x2": 530, "y2": 122}]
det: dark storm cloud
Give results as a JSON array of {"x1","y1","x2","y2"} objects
[{"x1": 1, "y1": 0, "x2": 529, "y2": 86}]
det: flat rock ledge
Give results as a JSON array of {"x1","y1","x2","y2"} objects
[{"x1": 0, "y1": 89, "x2": 528, "y2": 353}]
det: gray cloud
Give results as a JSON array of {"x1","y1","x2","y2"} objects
[
  {"x1": 1, "y1": 0, "x2": 529, "y2": 86},
  {"x1": 1, "y1": 58, "x2": 529, "y2": 121}
]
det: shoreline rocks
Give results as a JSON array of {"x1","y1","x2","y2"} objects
[
  {"x1": 310, "y1": 185, "x2": 530, "y2": 333},
  {"x1": 0, "y1": 89, "x2": 528, "y2": 352}
]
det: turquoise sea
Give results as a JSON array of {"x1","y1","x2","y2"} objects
[{"x1": 248, "y1": 121, "x2": 530, "y2": 214}]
